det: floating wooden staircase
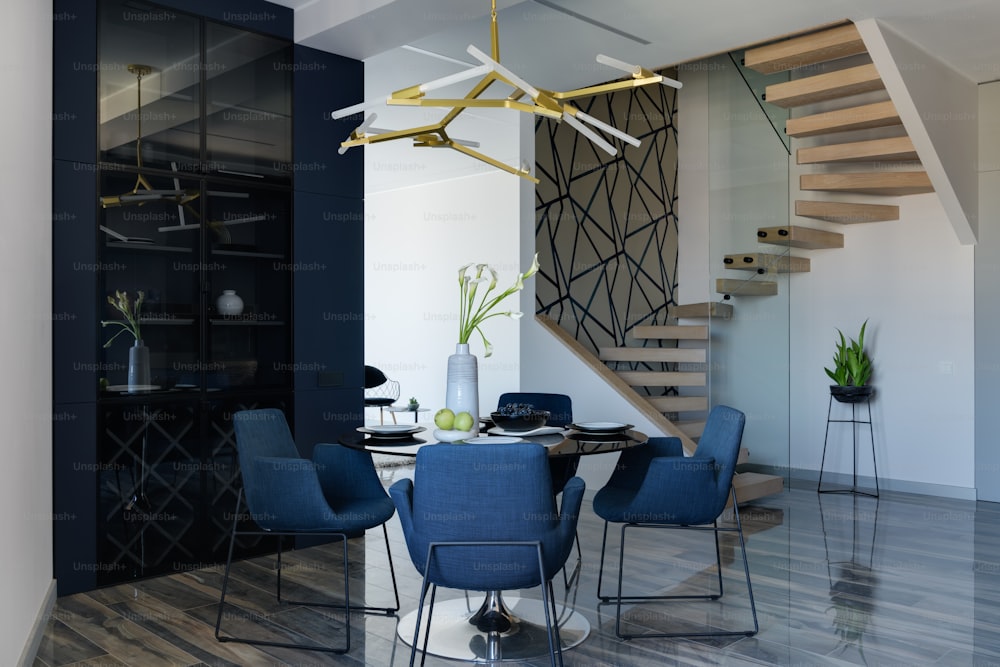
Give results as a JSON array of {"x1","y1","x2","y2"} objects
[
  {"x1": 714, "y1": 22, "x2": 932, "y2": 301},
  {"x1": 747, "y1": 21, "x2": 933, "y2": 225}
]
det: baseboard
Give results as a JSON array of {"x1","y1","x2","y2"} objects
[
  {"x1": 19, "y1": 578, "x2": 56, "y2": 667},
  {"x1": 741, "y1": 464, "x2": 977, "y2": 501}
]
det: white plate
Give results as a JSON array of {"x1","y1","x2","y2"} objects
[
  {"x1": 487, "y1": 425, "x2": 564, "y2": 437},
  {"x1": 570, "y1": 421, "x2": 633, "y2": 433},
  {"x1": 367, "y1": 424, "x2": 420, "y2": 434},
  {"x1": 465, "y1": 436, "x2": 524, "y2": 444},
  {"x1": 175, "y1": 383, "x2": 198, "y2": 390},
  {"x1": 433, "y1": 428, "x2": 475, "y2": 442}
]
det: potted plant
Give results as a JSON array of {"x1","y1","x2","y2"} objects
[{"x1": 824, "y1": 320, "x2": 873, "y2": 403}]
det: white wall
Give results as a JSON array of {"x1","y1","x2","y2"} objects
[
  {"x1": 1, "y1": 0, "x2": 55, "y2": 662},
  {"x1": 362, "y1": 47, "x2": 527, "y2": 420}
]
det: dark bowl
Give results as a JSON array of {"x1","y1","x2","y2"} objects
[{"x1": 490, "y1": 410, "x2": 550, "y2": 432}]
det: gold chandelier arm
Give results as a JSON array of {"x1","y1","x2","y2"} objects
[
  {"x1": 387, "y1": 96, "x2": 562, "y2": 119},
  {"x1": 416, "y1": 137, "x2": 538, "y2": 183},
  {"x1": 341, "y1": 122, "x2": 447, "y2": 149},
  {"x1": 545, "y1": 74, "x2": 669, "y2": 101}
]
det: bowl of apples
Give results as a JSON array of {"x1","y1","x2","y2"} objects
[{"x1": 433, "y1": 407, "x2": 476, "y2": 442}]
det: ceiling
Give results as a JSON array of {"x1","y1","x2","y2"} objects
[{"x1": 267, "y1": 0, "x2": 1000, "y2": 89}]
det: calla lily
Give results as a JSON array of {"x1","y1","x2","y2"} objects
[
  {"x1": 101, "y1": 290, "x2": 144, "y2": 348},
  {"x1": 457, "y1": 253, "x2": 540, "y2": 357}
]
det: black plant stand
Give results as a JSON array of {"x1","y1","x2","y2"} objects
[{"x1": 818, "y1": 390, "x2": 879, "y2": 498}]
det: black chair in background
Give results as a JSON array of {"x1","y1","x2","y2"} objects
[{"x1": 364, "y1": 365, "x2": 400, "y2": 424}]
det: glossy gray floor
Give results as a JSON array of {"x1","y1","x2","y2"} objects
[{"x1": 33, "y1": 466, "x2": 1000, "y2": 666}]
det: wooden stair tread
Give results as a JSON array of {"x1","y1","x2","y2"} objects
[
  {"x1": 795, "y1": 200, "x2": 899, "y2": 223},
  {"x1": 785, "y1": 100, "x2": 901, "y2": 137},
  {"x1": 744, "y1": 23, "x2": 866, "y2": 74},
  {"x1": 647, "y1": 395, "x2": 709, "y2": 412},
  {"x1": 671, "y1": 302, "x2": 734, "y2": 319},
  {"x1": 598, "y1": 347, "x2": 707, "y2": 363},
  {"x1": 757, "y1": 225, "x2": 844, "y2": 249},
  {"x1": 715, "y1": 279, "x2": 778, "y2": 296},
  {"x1": 616, "y1": 371, "x2": 706, "y2": 387},
  {"x1": 800, "y1": 171, "x2": 934, "y2": 195},
  {"x1": 723, "y1": 253, "x2": 810, "y2": 273},
  {"x1": 632, "y1": 324, "x2": 708, "y2": 340},
  {"x1": 673, "y1": 419, "x2": 706, "y2": 438},
  {"x1": 797, "y1": 136, "x2": 918, "y2": 164},
  {"x1": 764, "y1": 63, "x2": 884, "y2": 108},
  {"x1": 733, "y1": 471, "x2": 785, "y2": 503}
]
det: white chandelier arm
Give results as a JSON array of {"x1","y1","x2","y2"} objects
[
  {"x1": 596, "y1": 53, "x2": 683, "y2": 89},
  {"x1": 596, "y1": 53, "x2": 641, "y2": 76},
  {"x1": 466, "y1": 44, "x2": 540, "y2": 99},
  {"x1": 330, "y1": 97, "x2": 389, "y2": 120},
  {"x1": 573, "y1": 108, "x2": 641, "y2": 147},
  {"x1": 418, "y1": 64, "x2": 492, "y2": 93},
  {"x1": 338, "y1": 113, "x2": 378, "y2": 154},
  {"x1": 562, "y1": 111, "x2": 616, "y2": 156}
]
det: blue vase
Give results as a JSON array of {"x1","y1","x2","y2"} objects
[{"x1": 128, "y1": 340, "x2": 151, "y2": 392}]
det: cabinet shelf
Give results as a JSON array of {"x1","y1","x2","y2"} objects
[
  {"x1": 106, "y1": 241, "x2": 193, "y2": 253},
  {"x1": 209, "y1": 317, "x2": 285, "y2": 326},
  {"x1": 211, "y1": 248, "x2": 285, "y2": 259},
  {"x1": 139, "y1": 317, "x2": 195, "y2": 325}
]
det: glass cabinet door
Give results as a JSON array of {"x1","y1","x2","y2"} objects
[
  {"x1": 205, "y1": 187, "x2": 292, "y2": 390},
  {"x1": 204, "y1": 22, "x2": 292, "y2": 182},
  {"x1": 98, "y1": 170, "x2": 202, "y2": 389},
  {"x1": 99, "y1": 0, "x2": 201, "y2": 172}
]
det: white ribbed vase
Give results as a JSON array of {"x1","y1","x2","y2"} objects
[{"x1": 445, "y1": 343, "x2": 480, "y2": 436}]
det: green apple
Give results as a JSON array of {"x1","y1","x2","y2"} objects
[
  {"x1": 453, "y1": 411, "x2": 474, "y2": 432},
  {"x1": 434, "y1": 408, "x2": 455, "y2": 430}
]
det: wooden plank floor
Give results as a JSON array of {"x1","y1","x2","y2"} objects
[{"x1": 32, "y1": 466, "x2": 1000, "y2": 666}]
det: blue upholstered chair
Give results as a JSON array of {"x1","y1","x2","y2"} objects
[
  {"x1": 497, "y1": 392, "x2": 577, "y2": 494},
  {"x1": 497, "y1": 392, "x2": 582, "y2": 584},
  {"x1": 389, "y1": 443, "x2": 584, "y2": 666},
  {"x1": 593, "y1": 404, "x2": 758, "y2": 639},
  {"x1": 215, "y1": 408, "x2": 400, "y2": 654}
]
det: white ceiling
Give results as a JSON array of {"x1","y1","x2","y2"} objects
[{"x1": 268, "y1": 0, "x2": 1000, "y2": 88}]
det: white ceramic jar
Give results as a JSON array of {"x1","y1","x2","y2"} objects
[{"x1": 216, "y1": 289, "x2": 244, "y2": 316}]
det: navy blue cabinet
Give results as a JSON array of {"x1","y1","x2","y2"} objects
[{"x1": 53, "y1": 0, "x2": 364, "y2": 594}]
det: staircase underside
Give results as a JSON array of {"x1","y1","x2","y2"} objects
[{"x1": 537, "y1": 315, "x2": 783, "y2": 505}]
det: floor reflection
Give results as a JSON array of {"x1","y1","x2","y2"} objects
[{"x1": 820, "y1": 493, "x2": 880, "y2": 664}]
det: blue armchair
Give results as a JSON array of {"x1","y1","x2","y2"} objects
[
  {"x1": 390, "y1": 443, "x2": 584, "y2": 666},
  {"x1": 593, "y1": 404, "x2": 758, "y2": 639},
  {"x1": 215, "y1": 408, "x2": 400, "y2": 654},
  {"x1": 497, "y1": 392, "x2": 577, "y2": 493}
]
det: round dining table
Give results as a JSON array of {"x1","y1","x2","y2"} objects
[{"x1": 338, "y1": 423, "x2": 648, "y2": 663}]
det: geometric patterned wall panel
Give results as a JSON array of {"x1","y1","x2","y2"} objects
[{"x1": 535, "y1": 73, "x2": 679, "y2": 354}]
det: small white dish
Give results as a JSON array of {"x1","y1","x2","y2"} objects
[
  {"x1": 570, "y1": 421, "x2": 633, "y2": 433},
  {"x1": 488, "y1": 425, "x2": 564, "y2": 437},
  {"x1": 465, "y1": 436, "x2": 524, "y2": 444},
  {"x1": 433, "y1": 428, "x2": 475, "y2": 443}
]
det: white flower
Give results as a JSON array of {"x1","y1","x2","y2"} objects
[{"x1": 457, "y1": 254, "x2": 539, "y2": 357}]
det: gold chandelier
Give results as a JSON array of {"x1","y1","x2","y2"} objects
[{"x1": 331, "y1": 0, "x2": 681, "y2": 183}]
